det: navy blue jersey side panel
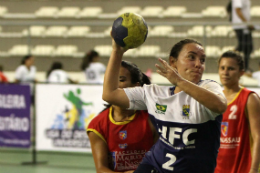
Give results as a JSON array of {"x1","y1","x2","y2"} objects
[{"x1": 142, "y1": 115, "x2": 222, "y2": 173}]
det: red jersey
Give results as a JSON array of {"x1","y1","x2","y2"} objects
[
  {"x1": 0, "y1": 72, "x2": 8, "y2": 83},
  {"x1": 87, "y1": 107, "x2": 154, "y2": 172},
  {"x1": 215, "y1": 88, "x2": 253, "y2": 173}
]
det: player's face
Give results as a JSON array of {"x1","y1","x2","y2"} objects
[
  {"x1": 171, "y1": 43, "x2": 205, "y2": 84},
  {"x1": 118, "y1": 67, "x2": 136, "y2": 89},
  {"x1": 218, "y1": 57, "x2": 243, "y2": 86},
  {"x1": 25, "y1": 56, "x2": 35, "y2": 66}
]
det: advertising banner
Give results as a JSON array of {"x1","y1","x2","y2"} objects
[
  {"x1": 36, "y1": 84, "x2": 106, "y2": 152},
  {"x1": 0, "y1": 84, "x2": 31, "y2": 148}
]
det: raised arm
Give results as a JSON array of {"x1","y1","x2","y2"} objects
[
  {"x1": 246, "y1": 93, "x2": 260, "y2": 173},
  {"x1": 156, "y1": 58, "x2": 227, "y2": 114},
  {"x1": 102, "y1": 36, "x2": 130, "y2": 109},
  {"x1": 88, "y1": 132, "x2": 123, "y2": 173}
]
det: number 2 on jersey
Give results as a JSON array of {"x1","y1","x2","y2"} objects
[
  {"x1": 228, "y1": 105, "x2": 237, "y2": 119},
  {"x1": 162, "y1": 153, "x2": 176, "y2": 171}
]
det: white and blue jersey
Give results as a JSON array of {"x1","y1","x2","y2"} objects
[{"x1": 124, "y1": 80, "x2": 224, "y2": 173}]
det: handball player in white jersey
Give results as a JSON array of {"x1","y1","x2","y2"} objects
[{"x1": 102, "y1": 36, "x2": 227, "y2": 173}]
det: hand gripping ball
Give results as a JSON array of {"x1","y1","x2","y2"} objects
[{"x1": 112, "y1": 13, "x2": 148, "y2": 49}]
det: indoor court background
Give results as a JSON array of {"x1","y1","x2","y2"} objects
[{"x1": 1, "y1": 0, "x2": 260, "y2": 173}]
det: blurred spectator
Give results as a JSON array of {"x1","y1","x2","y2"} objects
[
  {"x1": 0, "y1": 65, "x2": 8, "y2": 83},
  {"x1": 47, "y1": 61, "x2": 77, "y2": 84},
  {"x1": 244, "y1": 61, "x2": 260, "y2": 86},
  {"x1": 15, "y1": 55, "x2": 36, "y2": 83},
  {"x1": 15, "y1": 55, "x2": 37, "y2": 104},
  {"x1": 232, "y1": 0, "x2": 254, "y2": 71},
  {"x1": 80, "y1": 50, "x2": 106, "y2": 84}
]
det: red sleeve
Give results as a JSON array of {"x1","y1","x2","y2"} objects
[{"x1": 87, "y1": 108, "x2": 108, "y2": 143}]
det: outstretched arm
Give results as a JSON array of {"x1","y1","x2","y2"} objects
[
  {"x1": 247, "y1": 93, "x2": 260, "y2": 173},
  {"x1": 102, "y1": 35, "x2": 130, "y2": 109},
  {"x1": 156, "y1": 58, "x2": 227, "y2": 114}
]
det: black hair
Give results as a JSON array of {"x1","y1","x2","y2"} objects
[
  {"x1": 169, "y1": 39, "x2": 202, "y2": 61},
  {"x1": 0, "y1": 65, "x2": 3, "y2": 72},
  {"x1": 21, "y1": 55, "x2": 33, "y2": 65},
  {"x1": 121, "y1": 60, "x2": 151, "y2": 86},
  {"x1": 101, "y1": 60, "x2": 151, "y2": 112},
  {"x1": 218, "y1": 50, "x2": 244, "y2": 70},
  {"x1": 80, "y1": 50, "x2": 99, "y2": 70},
  {"x1": 46, "y1": 61, "x2": 63, "y2": 78}
]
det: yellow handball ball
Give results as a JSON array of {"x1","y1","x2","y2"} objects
[{"x1": 112, "y1": 13, "x2": 148, "y2": 49}]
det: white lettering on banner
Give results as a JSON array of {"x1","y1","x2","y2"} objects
[
  {"x1": 0, "y1": 114, "x2": 29, "y2": 132},
  {"x1": 0, "y1": 94, "x2": 26, "y2": 109},
  {"x1": 220, "y1": 137, "x2": 240, "y2": 143},
  {"x1": 159, "y1": 126, "x2": 197, "y2": 146}
]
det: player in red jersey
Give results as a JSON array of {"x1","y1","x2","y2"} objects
[
  {"x1": 215, "y1": 50, "x2": 260, "y2": 173},
  {"x1": 87, "y1": 61, "x2": 158, "y2": 173}
]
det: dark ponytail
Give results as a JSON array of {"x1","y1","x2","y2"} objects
[
  {"x1": 80, "y1": 50, "x2": 99, "y2": 70},
  {"x1": 121, "y1": 61, "x2": 151, "y2": 86}
]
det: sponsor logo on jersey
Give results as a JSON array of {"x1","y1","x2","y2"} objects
[
  {"x1": 221, "y1": 122, "x2": 228, "y2": 136},
  {"x1": 155, "y1": 103, "x2": 167, "y2": 114},
  {"x1": 182, "y1": 105, "x2": 190, "y2": 119},
  {"x1": 119, "y1": 130, "x2": 127, "y2": 140},
  {"x1": 118, "y1": 143, "x2": 128, "y2": 149}
]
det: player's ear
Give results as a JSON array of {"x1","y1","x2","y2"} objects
[
  {"x1": 135, "y1": 82, "x2": 141, "y2": 86},
  {"x1": 169, "y1": 56, "x2": 177, "y2": 68}
]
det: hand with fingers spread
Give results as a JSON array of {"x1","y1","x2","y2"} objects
[{"x1": 155, "y1": 58, "x2": 183, "y2": 86}]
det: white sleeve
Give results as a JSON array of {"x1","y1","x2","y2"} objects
[
  {"x1": 233, "y1": 0, "x2": 242, "y2": 8},
  {"x1": 123, "y1": 86, "x2": 147, "y2": 110},
  {"x1": 15, "y1": 66, "x2": 24, "y2": 80},
  {"x1": 252, "y1": 72, "x2": 258, "y2": 79},
  {"x1": 201, "y1": 81, "x2": 226, "y2": 116},
  {"x1": 201, "y1": 81, "x2": 225, "y2": 98}
]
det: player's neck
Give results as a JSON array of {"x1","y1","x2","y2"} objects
[
  {"x1": 223, "y1": 84, "x2": 242, "y2": 97},
  {"x1": 111, "y1": 105, "x2": 135, "y2": 122}
]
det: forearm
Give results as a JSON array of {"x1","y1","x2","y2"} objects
[
  {"x1": 177, "y1": 79, "x2": 227, "y2": 113},
  {"x1": 236, "y1": 8, "x2": 247, "y2": 22},
  {"x1": 102, "y1": 50, "x2": 123, "y2": 100},
  {"x1": 250, "y1": 136, "x2": 260, "y2": 172}
]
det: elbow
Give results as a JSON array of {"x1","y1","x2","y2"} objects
[
  {"x1": 217, "y1": 99, "x2": 228, "y2": 114},
  {"x1": 102, "y1": 93, "x2": 112, "y2": 104}
]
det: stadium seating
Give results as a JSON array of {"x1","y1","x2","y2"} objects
[
  {"x1": 140, "y1": 6, "x2": 164, "y2": 18},
  {"x1": 94, "y1": 45, "x2": 113, "y2": 56},
  {"x1": 31, "y1": 45, "x2": 55, "y2": 56},
  {"x1": 35, "y1": 7, "x2": 59, "y2": 18},
  {"x1": 78, "y1": 7, "x2": 102, "y2": 18},
  {"x1": 251, "y1": 6, "x2": 260, "y2": 17},
  {"x1": 201, "y1": 6, "x2": 227, "y2": 18},
  {"x1": 116, "y1": 6, "x2": 141, "y2": 15},
  {"x1": 8, "y1": 45, "x2": 30, "y2": 56},
  {"x1": 45, "y1": 26, "x2": 68, "y2": 37},
  {"x1": 149, "y1": 26, "x2": 174, "y2": 37},
  {"x1": 162, "y1": 6, "x2": 187, "y2": 17},
  {"x1": 56, "y1": 7, "x2": 81, "y2": 18},
  {"x1": 0, "y1": 6, "x2": 7, "y2": 17},
  {"x1": 67, "y1": 26, "x2": 90, "y2": 37},
  {"x1": 53, "y1": 45, "x2": 78, "y2": 56},
  {"x1": 22, "y1": 26, "x2": 46, "y2": 37}
]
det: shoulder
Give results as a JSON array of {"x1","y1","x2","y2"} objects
[
  {"x1": 198, "y1": 79, "x2": 222, "y2": 89},
  {"x1": 93, "y1": 108, "x2": 109, "y2": 122},
  {"x1": 16, "y1": 65, "x2": 26, "y2": 71}
]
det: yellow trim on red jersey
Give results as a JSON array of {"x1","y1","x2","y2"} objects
[
  {"x1": 87, "y1": 128, "x2": 107, "y2": 143},
  {"x1": 227, "y1": 87, "x2": 244, "y2": 106},
  {"x1": 109, "y1": 106, "x2": 136, "y2": 125}
]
